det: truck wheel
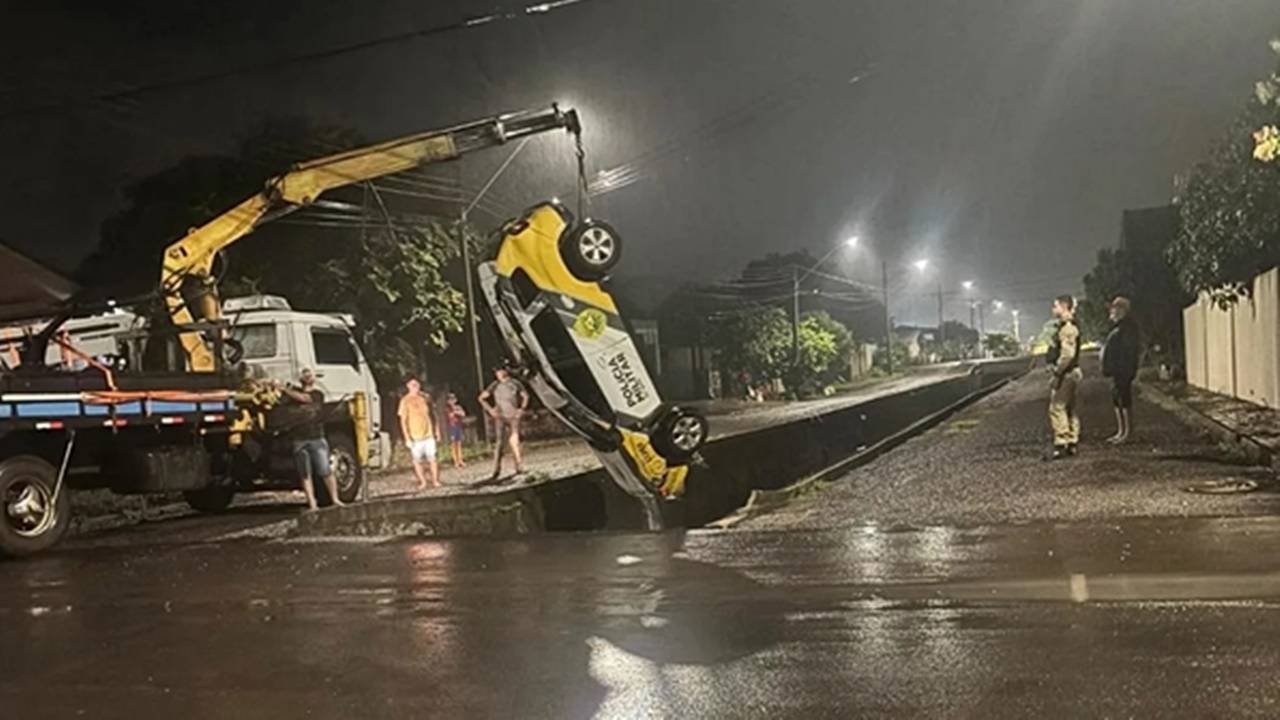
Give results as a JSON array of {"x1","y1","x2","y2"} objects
[
  {"x1": 651, "y1": 407, "x2": 709, "y2": 464},
  {"x1": 325, "y1": 433, "x2": 363, "y2": 505},
  {"x1": 183, "y1": 486, "x2": 235, "y2": 514},
  {"x1": 0, "y1": 455, "x2": 70, "y2": 558},
  {"x1": 561, "y1": 220, "x2": 622, "y2": 281}
]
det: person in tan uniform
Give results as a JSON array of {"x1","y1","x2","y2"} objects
[{"x1": 1046, "y1": 294, "x2": 1082, "y2": 461}]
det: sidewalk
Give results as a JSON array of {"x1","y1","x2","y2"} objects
[
  {"x1": 1142, "y1": 380, "x2": 1280, "y2": 466},
  {"x1": 743, "y1": 359, "x2": 1280, "y2": 531}
]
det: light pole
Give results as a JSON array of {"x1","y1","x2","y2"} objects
[
  {"x1": 882, "y1": 260, "x2": 893, "y2": 375},
  {"x1": 910, "y1": 259, "x2": 939, "y2": 340},
  {"x1": 458, "y1": 138, "x2": 531, "y2": 442},
  {"x1": 963, "y1": 281, "x2": 976, "y2": 328},
  {"x1": 792, "y1": 236, "x2": 859, "y2": 366},
  {"x1": 1011, "y1": 308, "x2": 1022, "y2": 344}
]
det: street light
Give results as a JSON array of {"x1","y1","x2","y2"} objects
[{"x1": 909, "y1": 259, "x2": 945, "y2": 338}]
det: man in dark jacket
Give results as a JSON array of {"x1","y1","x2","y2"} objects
[{"x1": 1101, "y1": 296, "x2": 1141, "y2": 443}]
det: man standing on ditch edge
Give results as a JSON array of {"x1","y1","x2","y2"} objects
[
  {"x1": 479, "y1": 366, "x2": 529, "y2": 480},
  {"x1": 279, "y1": 368, "x2": 345, "y2": 511},
  {"x1": 1046, "y1": 294, "x2": 1082, "y2": 461},
  {"x1": 398, "y1": 377, "x2": 442, "y2": 490}
]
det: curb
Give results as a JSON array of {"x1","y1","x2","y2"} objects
[
  {"x1": 708, "y1": 374, "x2": 1021, "y2": 529},
  {"x1": 1137, "y1": 383, "x2": 1275, "y2": 469}
]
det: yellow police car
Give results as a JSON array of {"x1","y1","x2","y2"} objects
[{"x1": 477, "y1": 201, "x2": 707, "y2": 502}]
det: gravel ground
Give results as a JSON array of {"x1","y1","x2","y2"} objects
[{"x1": 744, "y1": 362, "x2": 1280, "y2": 531}]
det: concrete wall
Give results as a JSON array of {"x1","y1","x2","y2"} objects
[{"x1": 1183, "y1": 267, "x2": 1280, "y2": 408}]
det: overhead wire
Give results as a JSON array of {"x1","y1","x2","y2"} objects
[{"x1": 0, "y1": 0, "x2": 613, "y2": 121}]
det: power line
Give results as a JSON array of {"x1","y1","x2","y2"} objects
[{"x1": 1, "y1": 0, "x2": 608, "y2": 121}]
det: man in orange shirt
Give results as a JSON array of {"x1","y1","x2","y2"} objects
[{"x1": 398, "y1": 377, "x2": 441, "y2": 490}]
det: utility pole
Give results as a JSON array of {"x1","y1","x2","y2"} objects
[
  {"x1": 882, "y1": 260, "x2": 894, "y2": 375},
  {"x1": 457, "y1": 221, "x2": 486, "y2": 441},
  {"x1": 978, "y1": 302, "x2": 986, "y2": 349},
  {"x1": 1012, "y1": 309, "x2": 1022, "y2": 344},
  {"x1": 458, "y1": 138, "x2": 531, "y2": 443},
  {"x1": 969, "y1": 301, "x2": 976, "y2": 331},
  {"x1": 791, "y1": 266, "x2": 801, "y2": 366},
  {"x1": 936, "y1": 282, "x2": 945, "y2": 341}
]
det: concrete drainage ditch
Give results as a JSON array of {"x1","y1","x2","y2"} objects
[{"x1": 295, "y1": 358, "x2": 1032, "y2": 539}]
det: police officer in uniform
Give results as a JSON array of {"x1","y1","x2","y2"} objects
[{"x1": 1046, "y1": 294, "x2": 1082, "y2": 460}]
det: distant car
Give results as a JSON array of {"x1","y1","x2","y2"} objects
[{"x1": 477, "y1": 201, "x2": 708, "y2": 506}]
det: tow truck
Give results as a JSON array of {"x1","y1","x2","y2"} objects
[{"x1": 0, "y1": 105, "x2": 582, "y2": 557}]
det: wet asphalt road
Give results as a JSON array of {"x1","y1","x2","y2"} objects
[
  {"x1": 5, "y1": 518, "x2": 1280, "y2": 718},
  {"x1": 8, "y1": 362, "x2": 1280, "y2": 718}
]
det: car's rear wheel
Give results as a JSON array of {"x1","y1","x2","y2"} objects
[
  {"x1": 651, "y1": 407, "x2": 709, "y2": 463},
  {"x1": 561, "y1": 220, "x2": 622, "y2": 281}
]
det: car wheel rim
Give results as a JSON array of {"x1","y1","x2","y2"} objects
[
  {"x1": 5, "y1": 480, "x2": 56, "y2": 538},
  {"x1": 671, "y1": 416, "x2": 705, "y2": 452},
  {"x1": 579, "y1": 227, "x2": 615, "y2": 267}
]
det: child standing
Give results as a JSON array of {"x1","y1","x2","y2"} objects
[{"x1": 445, "y1": 394, "x2": 467, "y2": 468}]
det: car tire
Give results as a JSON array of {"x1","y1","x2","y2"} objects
[
  {"x1": 0, "y1": 455, "x2": 70, "y2": 558},
  {"x1": 561, "y1": 220, "x2": 622, "y2": 281},
  {"x1": 322, "y1": 432, "x2": 363, "y2": 505},
  {"x1": 651, "y1": 407, "x2": 709, "y2": 463},
  {"x1": 183, "y1": 486, "x2": 235, "y2": 514}
]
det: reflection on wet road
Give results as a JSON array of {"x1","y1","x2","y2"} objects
[{"x1": 5, "y1": 516, "x2": 1280, "y2": 718}]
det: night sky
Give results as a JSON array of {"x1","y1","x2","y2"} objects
[{"x1": 2, "y1": 0, "x2": 1278, "y2": 332}]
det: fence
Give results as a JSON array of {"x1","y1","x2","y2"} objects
[{"x1": 1182, "y1": 266, "x2": 1280, "y2": 408}]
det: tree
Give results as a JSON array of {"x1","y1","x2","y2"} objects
[
  {"x1": 705, "y1": 307, "x2": 792, "y2": 388},
  {"x1": 927, "y1": 320, "x2": 979, "y2": 360},
  {"x1": 874, "y1": 338, "x2": 911, "y2": 373},
  {"x1": 984, "y1": 333, "x2": 1020, "y2": 358},
  {"x1": 797, "y1": 311, "x2": 854, "y2": 387},
  {"x1": 1171, "y1": 39, "x2": 1280, "y2": 304},
  {"x1": 78, "y1": 118, "x2": 470, "y2": 388},
  {"x1": 704, "y1": 307, "x2": 853, "y2": 396}
]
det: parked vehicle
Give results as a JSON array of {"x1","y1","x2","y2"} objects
[{"x1": 1, "y1": 105, "x2": 582, "y2": 557}]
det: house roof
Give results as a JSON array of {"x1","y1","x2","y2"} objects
[{"x1": 0, "y1": 240, "x2": 78, "y2": 323}]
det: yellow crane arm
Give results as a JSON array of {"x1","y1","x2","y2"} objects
[{"x1": 160, "y1": 105, "x2": 581, "y2": 371}]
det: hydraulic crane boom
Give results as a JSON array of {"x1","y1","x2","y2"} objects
[{"x1": 160, "y1": 104, "x2": 581, "y2": 371}]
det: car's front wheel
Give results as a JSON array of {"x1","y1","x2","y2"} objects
[
  {"x1": 651, "y1": 407, "x2": 709, "y2": 463},
  {"x1": 561, "y1": 220, "x2": 622, "y2": 281}
]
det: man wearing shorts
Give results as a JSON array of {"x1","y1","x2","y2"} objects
[
  {"x1": 279, "y1": 368, "x2": 344, "y2": 511},
  {"x1": 398, "y1": 377, "x2": 441, "y2": 490},
  {"x1": 479, "y1": 366, "x2": 529, "y2": 480},
  {"x1": 1101, "y1": 296, "x2": 1141, "y2": 444}
]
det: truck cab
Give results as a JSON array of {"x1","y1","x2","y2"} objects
[{"x1": 224, "y1": 295, "x2": 391, "y2": 470}]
